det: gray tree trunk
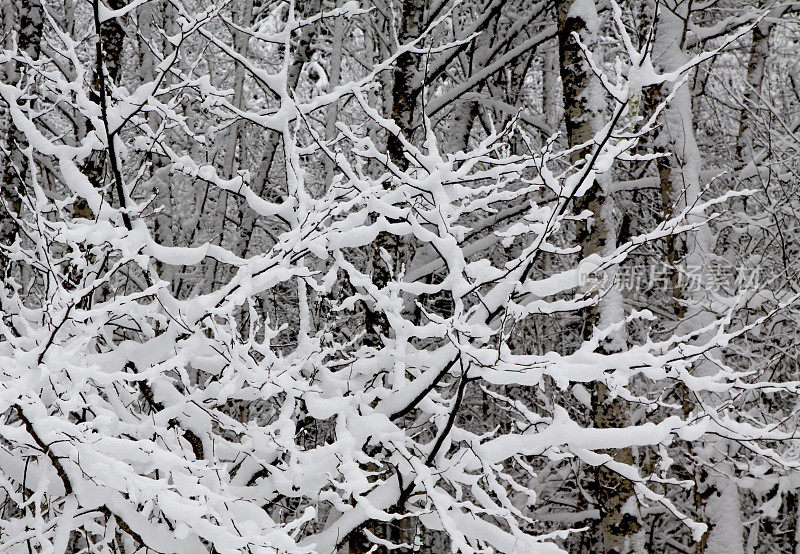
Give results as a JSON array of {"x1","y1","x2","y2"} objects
[
  {"x1": 1, "y1": 0, "x2": 44, "y2": 274},
  {"x1": 736, "y1": 20, "x2": 772, "y2": 167},
  {"x1": 74, "y1": 0, "x2": 128, "y2": 219},
  {"x1": 557, "y1": 1, "x2": 643, "y2": 552},
  {"x1": 349, "y1": 1, "x2": 424, "y2": 552}
]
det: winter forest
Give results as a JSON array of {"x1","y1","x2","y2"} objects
[{"x1": 3, "y1": 0, "x2": 800, "y2": 552}]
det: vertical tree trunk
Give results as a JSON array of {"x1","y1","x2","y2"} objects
[
  {"x1": 557, "y1": 1, "x2": 643, "y2": 552},
  {"x1": 447, "y1": 99, "x2": 479, "y2": 154},
  {"x1": 324, "y1": 0, "x2": 346, "y2": 188},
  {"x1": 223, "y1": 0, "x2": 253, "y2": 181},
  {"x1": 648, "y1": 3, "x2": 743, "y2": 551},
  {"x1": 349, "y1": 2, "x2": 424, "y2": 552},
  {"x1": 1, "y1": 0, "x2": 44, "y2": 274},
  {"x1": 362, "y1": 0, "x2": 423, "y2": 350},
  {"x1": 702, "y1": 14, "x2": 776, "y2": 554},
  {"x1": 206, "y1": 0, "x2": 254, "y2": 293},
  {"x1": 99, "y1": 0, "x2": 127, "y2": 84},
  {"x1": 541, "y1": 44, "x2": 562, "y2": 142},
  {"x1": 736, "y1": 18, "x2": 772, "y2": 167},
  {"x1": 791, "y1": 491, "x2": 800, "y2": 554},
  {"x1": 137, "y1": 0, "x2": 172, "y2": 279},
  {"x1": 704, "y1": 479, "x2": 745, "y2": 554},
  {"x1": 75, "y1": 0, "x2": 128, "y2": 218},
  {"x1": 385, "y1": 0, "x2": 424, "y2": 169}
]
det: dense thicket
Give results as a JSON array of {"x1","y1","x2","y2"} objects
[{"x1": 1, "y1": 0, "x2": 799, "y2": 552}]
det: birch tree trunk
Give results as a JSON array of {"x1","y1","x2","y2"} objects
[
  {"x1": 648, "y1": 3, "x2": 743, "y2": 552},
  {"x1": 385, "y1": 0, "x2": 424, "y2": 169},
  {"x1": 557, "y1": 0, "x2": 643, "y2": 551},
  {"x1": 361, "y1": 0, "x2": 423, "y2": 351},
  {"x1": 736, "y1": 18, "x2": 773, "y2": 168},
  {"x1": 542, "y1": 44, "x2": 562, "y2": 141},
  {"x1": 205, "y1": 0, "x2": 254, "y2": 293},
  {"x1": 324, "y1": 0, "x2": 345, "y2": 188}
]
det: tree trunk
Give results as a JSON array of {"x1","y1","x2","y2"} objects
[
  {"x1": 542, "y1": 44, "x2": 562, "y2": 143},
  {"x1": 557, "y1": 0, "x2": 643, "y2": 551},
  {"x1": 1, "y1": 0, "x2": 44, "y2": 274},
  {"x1": 207, "y1": 0, "x2": 254, "y2": 292},
  {"x1": 736, "y1": 18, "x2": 772, "y2": 168},
  {"x1": 791, "y1": 491, "x2": 800, "y2": 554},
  {"x1": 324, "y1": 0, "x2": 346, "y2": 188},
  {"x1": 349, "y1": 2, "x2": 424, "y2": 552},
  {"x1": 75, "y1": 0, "x2": 128, "y2": 219},
  {"x1": 647, "y1": 2, "x2": 742, "y2": 551}
]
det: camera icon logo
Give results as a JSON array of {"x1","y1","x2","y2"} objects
[{"x1": 577, "y1": 260, "x2": 608, "y2": 294}]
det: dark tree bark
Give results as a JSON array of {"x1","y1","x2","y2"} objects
[
  {"x1": 1, "y1": 0, "x2": 44, "y2": 274},
  {"x1": 75, "y1": 0, "x2": 129, "y2": 219},
  {"x1": 350, "y1": 3, "x2": 424, "y2": 551},
  {"x1": 557, "y1": 1, "x2": 642, "y2": 552},
  {"x1": 736, "y1": 20, "x2": 772, "y2": 167}
]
